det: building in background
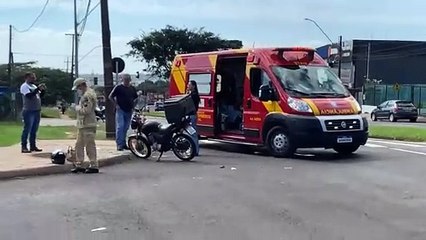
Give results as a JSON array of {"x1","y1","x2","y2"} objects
[{"x1": 317, "y1": 40, "x2": 426, "y2": 114}]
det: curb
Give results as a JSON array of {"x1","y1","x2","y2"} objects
[{"x1": 0, "y1": 154, "x2": 133, "y2": 180}]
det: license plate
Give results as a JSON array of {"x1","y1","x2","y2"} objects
[
  {"x1": 186, "y1": 126, "x2": 196, "y2": 135},
  {"x1": 337, "y1": 136, "x2": 353, "y2": 144}
]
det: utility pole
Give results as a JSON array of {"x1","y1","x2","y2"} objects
[
  {"x1": 366, "y1": 42, "x2": 371, "y2": 81},
  {"x1": 338, "y1": 35, "x2": 343, "y2": 79},
  {"x1": 65, "y1": 33, "x2": 75, "y2": 84},
  {"x1": 100, "y1": 0, "x2": 115, "y2": 139},
  {"x1": 8, "y1": 24, "x2": 16, "y2": 120},
  {"x1": 8, "y1": 25, "x2": 12, "y2": 87},
  {"x1": 73, "y1": 0, "x2": 79, "y2": 78},
  {"x1": 65, "y1": 57, "x2": 70, "y2": 74}
]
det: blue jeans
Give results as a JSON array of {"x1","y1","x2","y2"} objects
[
  {"x1": 21, "y1": 110, "x2": 41, "y2": 149},
  {"x1": 116, "y1": 108, "x2": 133, "y2": 148},
  {"x1": 189, "y1": 114, "x2": 199, "y2": 155}
]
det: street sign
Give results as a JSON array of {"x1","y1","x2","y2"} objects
[
  {"x1": 393, "y1": 83, "x2": 400, "y2": 91},
  {"x1": 112, "y1": 57, "x2": 125, "y2": 73}
]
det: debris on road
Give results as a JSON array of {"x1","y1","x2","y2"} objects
[
  {"x1": 284, "y1": 167, "x2": 293, "y2": 170},
  {"x1": 91, "y1": 227, "x2": 107, "y2": 232},
  {"x1": 220, "y1": 165, "x2": 225, "y2": 169},
  {"x1": 192, "y1": 177, "x2": 203, "y2": 180},
  {"x1": 231, "y1": 167, "x2": 237, "y2": 171}
]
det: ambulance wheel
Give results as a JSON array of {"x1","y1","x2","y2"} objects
[{"x1": 266, "y1": 126, "x2": 295, "y2": 158}]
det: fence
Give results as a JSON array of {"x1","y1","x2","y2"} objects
[
  {"x1": 363, "y1": 84, "x2": 426, "y2": 115},
  {"x1": 0, "y1": 87, "x2": 21, "y2": 121}
]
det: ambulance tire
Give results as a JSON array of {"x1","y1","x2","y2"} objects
[{"x1": 266, "y1": 126, "x2": 295, "y2": 158}]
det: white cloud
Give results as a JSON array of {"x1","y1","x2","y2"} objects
[
  {"x1": 0, "y1": 24, "x2": 140, "y2": 74},
  {"x1": 3, "y1": 0, "x2": 426, "y2": 75}
]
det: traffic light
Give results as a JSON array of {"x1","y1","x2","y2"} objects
[
  {"x1": 136, "y1": 71, "x2": 140, "y2": 79},
  {"x1": 94, "y1": 77, "x2": 98, "y2": 85}
]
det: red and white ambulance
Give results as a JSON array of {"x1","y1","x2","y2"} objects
[{"x1": 169, "y1": 47, "x2": 368, "y2": 157}]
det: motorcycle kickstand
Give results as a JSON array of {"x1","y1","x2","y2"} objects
[{"x1": 156, "y1": 152, "x2": 163, "y2": 162}]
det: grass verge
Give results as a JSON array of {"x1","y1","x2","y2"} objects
[
  {"x1": 0, "y1": 122, "x2": 73, "y2": 147},
  {"x1": 41, "y1": 107, "x2": 60, "y2": 118},
  {"x1": 67, "y1": 108, "x2": 77, "y2": 119},
  {"x1": 370, "y1": 125, "x2": 426, "y2": 142},
  {"x1": 0, "y1": 122, "x2": 107, "y2": 147},
  {"x1": 145, "y1": 111, "x2": 165, "y2": 118}
]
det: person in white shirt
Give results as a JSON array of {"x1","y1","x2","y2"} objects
[{"x1": 20, "y1": 72, "x2": 46, "y2": 153}]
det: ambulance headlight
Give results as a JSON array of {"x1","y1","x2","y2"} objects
[
  {"x1": 352, "y1": 99, "x2": 362, "y2": 113},
  {"x1": 288, "y1": 97, "x2": 312, "y2": 113}
]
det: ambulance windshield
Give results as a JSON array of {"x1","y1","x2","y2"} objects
[{"x1": 272, "y1": 65, "x2": 350, "y2": 98}]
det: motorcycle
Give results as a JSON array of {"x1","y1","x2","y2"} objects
[{"x1": 127, "y1": 108, "x2": 197, "y2": 161}]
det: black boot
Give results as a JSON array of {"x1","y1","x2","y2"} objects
[
  {"x1": 30, "y1": 147, "x2": 43, "y2": 152},
  {"x1": 21, "y1": 147, "x2": 31, "y2": 153},
  {"x1": 71, "y1": 167, "x2": 85, "y2": 174},
  {"x1": 85, "y1": 168, "x2": 99, "y2": 174}
]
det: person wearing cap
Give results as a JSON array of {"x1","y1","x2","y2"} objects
[
  {"x1": 108, "y1": 73, "x2": 138, "y2": 151},
  {"x1": 71, "y1": 78, "x2": 99, "y2": 174}
]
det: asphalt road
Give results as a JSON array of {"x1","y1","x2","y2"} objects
[{"x1": 1, "y1": 139, "x2": 426, "y2": 240}]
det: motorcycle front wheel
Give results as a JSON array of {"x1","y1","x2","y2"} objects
[
  {"x1": 128, "y1": 136, "x2": 152, "y2": 159},
  {"x1": 172, "y1": 133, "x2": 196, "y2": 161}
]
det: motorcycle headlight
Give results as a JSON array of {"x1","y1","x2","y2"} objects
[{"x1": 287, "y1": 97, "x2": 312, "y2": 113}]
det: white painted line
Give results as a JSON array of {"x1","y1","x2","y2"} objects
[
  {"x1": 364, "y1": 143, "x2": 387, "y2": 148},
  {"x1": 91, "y1": 227, "x2": 107, "y2": 232},
  {"x1": 389, "y1": 148, "x2": 426, "y2": 156},
  {"x1": 368, "y1": 140, "x2": 425, "y2": 148}
]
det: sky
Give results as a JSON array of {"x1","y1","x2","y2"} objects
[{"x1": 1, "y1": 0, "x2": 426, "y2": 75}]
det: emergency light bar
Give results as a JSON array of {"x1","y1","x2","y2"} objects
[{"x1": 273, "y1": 47, "x2": 315, "y2": 64}]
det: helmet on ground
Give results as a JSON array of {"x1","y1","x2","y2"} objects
[{"x1": 51, "y1": 149, "x2": 66, "y2": 165}]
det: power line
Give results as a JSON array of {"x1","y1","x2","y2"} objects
[
  {"x1": 13, "y1": 0, "x2": 50, "y2": 33},
  {"x1": 79, "y1": 0, "x2": 92, "y2": 36},
  {"x1": 78, "y1": 1, "x2": 100, "y2": 26},
  {"x1": 14, "y1": 52, "x2": 68, "y2": 57},
  {"x1": 79, "y1": 45, "x2": 102, "y2": 62}
]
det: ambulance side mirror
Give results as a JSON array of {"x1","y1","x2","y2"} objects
[{"x1": 259, "y1": 84, "x2": 277, "y2": 102}]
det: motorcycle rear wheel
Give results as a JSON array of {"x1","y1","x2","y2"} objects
[{"x1": 128, "y1": 136, "x2": 152, "y2": 159}]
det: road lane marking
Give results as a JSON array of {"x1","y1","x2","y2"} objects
[
  {"x1": 389, "y1": 148, "x2": 426, "y2": 156},
  {"x1": 368, "y1": 140, "x2": 425, "y2": 148},
  {"x1": 364, "y1": 143, "x2": 387, "y2": 148}
]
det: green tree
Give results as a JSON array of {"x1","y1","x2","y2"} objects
[
  {"x1": 127, "y1": 25, "x2": 243, "y2": 79},
  {"x1": 136, "y1": 80, "x2": 169, "y2": 94},
  {"x1": 0, "y1": 62, "x2": 73, "y2": 106}
]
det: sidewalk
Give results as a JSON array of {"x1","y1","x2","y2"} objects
[{"x1": 0, "y1": 140, "x2": 132, "y2": 180}]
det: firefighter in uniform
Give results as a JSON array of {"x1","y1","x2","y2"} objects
[{"x1": 71, "y1": 78, "x2": 99, "y2": 174}]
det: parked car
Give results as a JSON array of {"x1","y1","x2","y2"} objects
[
  {"x1": 371, "y1": 100, "x2": 418, "y2": 122},
  {"x1": 154, "y1": 101, "x2": 164, "y2": 111}
]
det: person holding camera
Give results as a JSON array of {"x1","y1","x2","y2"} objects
[{"x1": 20, "y1": 72, "x2": 46, "y2": 153}]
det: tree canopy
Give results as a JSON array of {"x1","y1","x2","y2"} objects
[
  {"x1": 127, "y1": 25, "x2": 243, "y2": 79},
  {"x1": 0, "y1": 62, "x2": 73, "y2": 106}
]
